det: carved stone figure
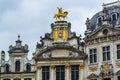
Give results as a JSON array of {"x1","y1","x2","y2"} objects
[
  {"x1": 42, "y1": 53, "x2": 51, "y2": 58},
  {"x1": 69, "y1": 51, "x2": 79, "y2": 57},
  {"x1": 85, "y1": 18, "x2": 91, "y2": 30}
]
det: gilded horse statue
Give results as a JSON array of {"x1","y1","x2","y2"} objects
[{"x1": 54, "y1": 7, "x2": 68, "y2": 21}]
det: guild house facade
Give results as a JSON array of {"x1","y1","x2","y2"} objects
[{"x1": 1, "y1": 1, "x2": 120, "y2": 80}]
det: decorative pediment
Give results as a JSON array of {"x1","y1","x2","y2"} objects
[
  {"x1": 86, "y1": 26, "x2": 120, "y2": 39},
  {"x1": 87, "y1": 73, "x2": 98, "y2": 79},
  {"x1": 33, "y1": 44, "x2": 86, "y2": 61}
]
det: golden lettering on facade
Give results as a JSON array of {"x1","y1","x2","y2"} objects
[{"x1": 89, "y1": 66, "x2": 98, "y2": 72}]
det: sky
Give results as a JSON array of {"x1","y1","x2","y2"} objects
[{"x1": 0, "y1": 0, "x2": 115, "y2": 60}]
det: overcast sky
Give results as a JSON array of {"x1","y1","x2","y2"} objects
[{"x1": 0, "y1": 0, "x2": 114, "y2": 60}]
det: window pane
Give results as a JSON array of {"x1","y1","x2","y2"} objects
[
  {"x1": 117, "y1": 45, "x2": 120, "y2": 59},
  {"x1": 89, "y1": 49, "x2": 97, "y2": 64},
  {"x1": 103, "y1": 46, "x2": 110, "y2": 61},
  {"x1": 42, "y1": 66, "x2": 50, "y2": 80},
  {"x1": 118, "y1": 76, "x2": 120, "y2": 80},
  {"x1": 56, "y1": 66, "x2": 65, "y2": 80},
  {"x1": 71, "y1": 65, "x2": 79, "y2": 80}
]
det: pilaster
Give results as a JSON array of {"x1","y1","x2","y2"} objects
[
  {"x1": 50, "y1": 65, "x2": 55, "y2": 80},
  {"x1": 79, "y1": 63, "x2": 85, "y2": 80},
  {"x1": 36, "y1": 66, "x2": 42, "y2": 80},
  {"x1": 65, "y1": 63, "x2": 71, "y2": 80}
]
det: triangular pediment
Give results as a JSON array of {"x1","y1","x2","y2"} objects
[{"x1": 87, "y1": 25, "x2": 120, "y2": 39}]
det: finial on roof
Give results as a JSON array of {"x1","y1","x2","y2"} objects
[{"x1": 18, "y1": 34, "x2": 20, "y2": 40}]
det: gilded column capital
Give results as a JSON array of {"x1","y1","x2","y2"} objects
[
  {"x1": 79, "y1": 63, "x2": 85, "y2": 69},
  {"x1": 50, "y1": 64, "x2": 55, "y2": 69},
  {"x1": 36, "y1": 66, "x2": 42, "y2": 70},
  {"x1": 65, "y1": 63, "x2": 71, "y2": 68}
]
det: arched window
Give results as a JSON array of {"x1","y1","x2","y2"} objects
[
  {"x1": 5, "y1": 64, "x2": 9, "y2": 72},
  {"x1": 15, "y1": 61, "x2": 20, "y2": 72},
  {"x1": 26, "y1": 63, "x2": 31, "y2": 72},
  {"x1": 97, "y1": 17, "x2": 102, "y2": 27},
  {"x1": 111, "y1": 13, "x2": 119, "y2": 26}
]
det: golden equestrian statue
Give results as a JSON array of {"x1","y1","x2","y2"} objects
[{"x1": 54, "y1": 7, "x2": 68, "y2": 21}]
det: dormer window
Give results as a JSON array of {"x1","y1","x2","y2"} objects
[
  {"x1": 97, "y1": 17, "x2": 103, "y2": 27},
  {"x1": 5, "y1": 64, "x2": 9, "y2": 72},
  {"x1": 26, "y1": 63, "x2": 31, "y2": 72},
  {"x1": 111, "y1": 13, "x2": 119, "y2": 26},
  {"x1": 15, "y1": 61, "x2": 20, "y2": 72},
  {"x1": 111, "y1": 13, "x2": 119, "y2": 21}
]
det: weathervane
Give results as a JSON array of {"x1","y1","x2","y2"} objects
[{"x1": 54, "y1": 7, "x2": 68, "y2": 21}]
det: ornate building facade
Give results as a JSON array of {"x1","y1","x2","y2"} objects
[{"x1": 1, "y1": 1, "x2": 120, "y2": 80}]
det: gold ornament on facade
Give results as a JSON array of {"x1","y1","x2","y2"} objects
[
  {"x1": 65, "y1": 63, "x2": 70, "y2": 68},
  {"x1": 79, "y1": 63, "x2": 85, "y2": 69},
  {"x1": 116, "y1": 62, "x2": 120, "y2": 68},
  {"x1": 36, "y1": 66, "x2": 41, "y2": 70},
  {"x1": 103, "y1": 63, "x2": 109, "y2": 72},
  {"x1": 11, "y1": 54, "x2": 14, "y2": 58},
  {"x1": 89, "y1": 66, "x2": 98, "y2": 72},
  {"x1": 62, "y1": 28, "x2": 68, "y2": 41},
  {"x1": 53, "y1": 29, "x2": 58, "y2": 41},
  {"x1": 50, "y1": 64, "x2": 55, "y2": 69},
  {"x1": 21, "y1": 54, "x2": 25, "y2": 58},
  {"x1": 54, "y1": 7, "x2": 68, "y2": 21}
]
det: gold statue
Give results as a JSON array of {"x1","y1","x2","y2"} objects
[{"x1": 54, "y1": 7, "x2": 68, "y2": 21}]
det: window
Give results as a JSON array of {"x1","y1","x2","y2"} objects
[
  {"x1": 118, "y1": 76, "x2": 120, "y2": 80},
  {"x1": 15, "y1": 61, "x2": 20, "y2": 72},
  {"x1": 3, "y1": 79, "x2": 10, "y2": 80},
  {"x1": 90, "y1": 49, "x2": 97, "y2": 64},
  {"x1": 56, "y1": 66, "x2": 65, "y2": 80},
  {"x1": 103, "y1": 46, "x2": 110, "y2": 61},
  {"x1": 117, "y1": 45, "x2": 120, "y2": 59},
  {"x1": 5, "y1": 64, "x2": 9, "y2": 72},
  {"x1": 71, "y1": 65, "x2": 79, "y2": 80},
  {"x1": 42, "y1": 66, "x2": 50, "y2": 80},
  {"x1": 97, "y1": 17, "x2": 102, "y2": 27},
  {"x1": 26, "y1": 64, "x2": 31, "y2": 72},
  {"x1": 24, "y1": 78, "x2": 32, "y2": 80},
  {"x1": 111, "y1": 13, "x2": 119, "y2": 26},
  {"x1": 14, "y1": 79, "x2": 21, "y2": 80},
  {"x1": 104, "y1": 78, "x2": 111, "y2": 80}
]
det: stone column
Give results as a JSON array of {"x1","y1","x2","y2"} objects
[
  {"x1": 79, "y1": 64, "x2": 85, "y2": 80},
  {"x1": 65, "y1": 64, "x2": 71, "y2": 80},
  {"x1": 50, "y1": 65, "x2": 55, "y2": 80},
  {"x1": 36, "y1": 66, "x2": 42, "y2": 80}
]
